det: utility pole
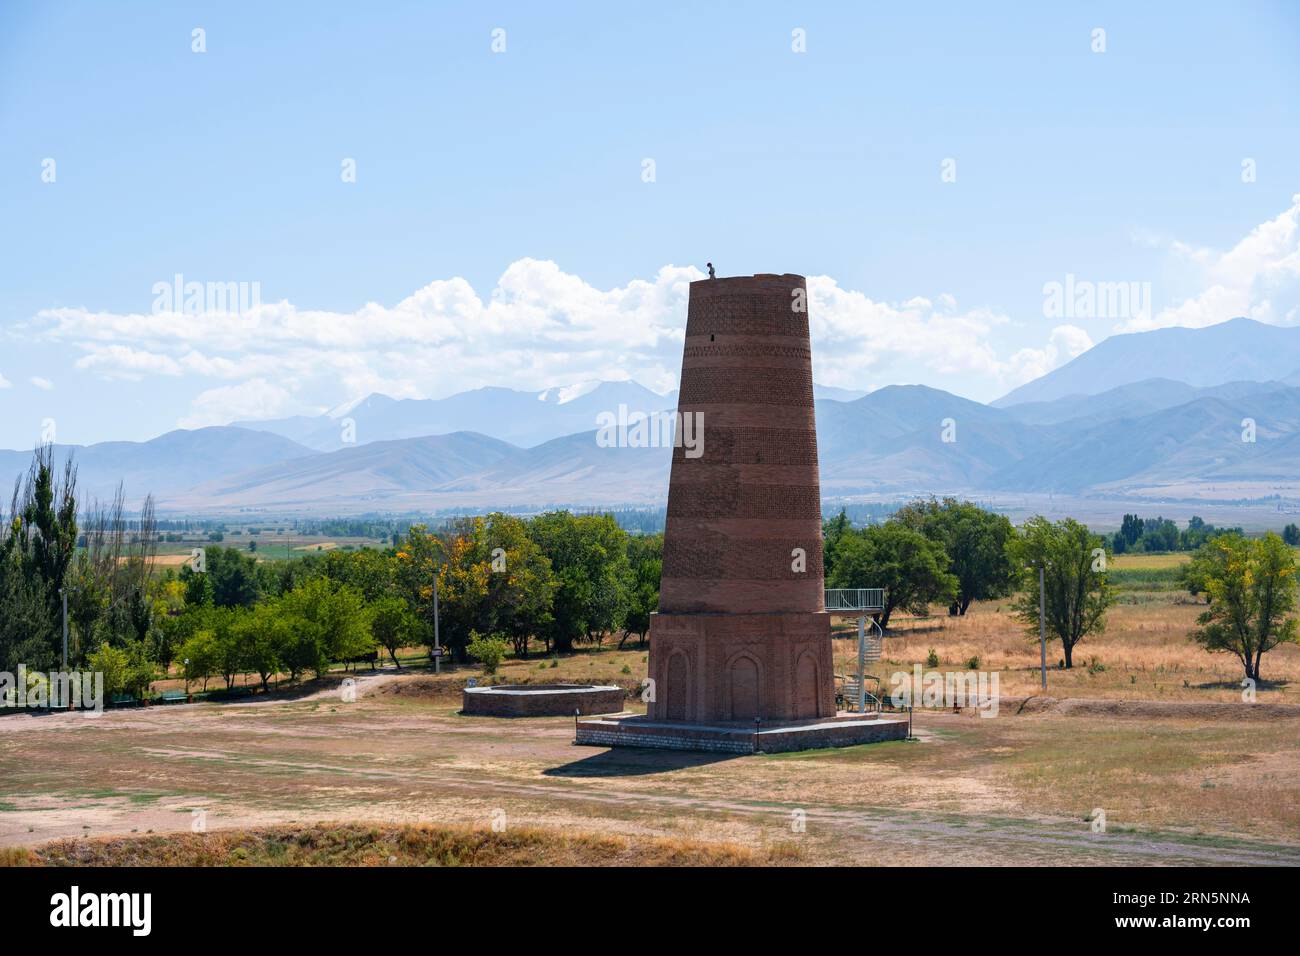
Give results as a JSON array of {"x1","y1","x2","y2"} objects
[
  {"x1": 433, "y1": 573, "x2": 441, "y2": 675},
  {"x1": 60, "y1": 588, "x2": 68, "y2": 670},
  {"x1": 1038, "y1": 563, "x2": 1047, "y2": 691}
]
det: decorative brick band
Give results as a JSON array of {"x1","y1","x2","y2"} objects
[
  {"x1": 661, "y1": 538, "x2": 825, "y2": 580},
  {"x1": 667, "y1": 483, "x2": 821, "y2": 519},
  {"x1": 683, "y1": 344, "x2": 812, "y2": 361},
  {"x1": 670, "y1": 425, "x2": 819, "y2": 466},
  {"x1": 678, "y1": 367, "x2": 813, "y2": 407},
  {"x1": 686, "y1": 295, "x2": 810, "y2": 338}
]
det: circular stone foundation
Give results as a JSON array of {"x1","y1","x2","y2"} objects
[{"x1": 461, "y1": 683, "x2": 625, "y2": 718}]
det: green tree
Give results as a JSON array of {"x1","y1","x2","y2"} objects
[
  {"x1": 821, "y1": 509, "x2": 853, "y2": 581},
  {"x1": 322, "y1": 548, "x2": 396, "y2": 601},
  {"x1": 86, "y1": 642, "x2": 129, "y2": 698},
  {"x1": 206, "y1": 607, "x2": 245, "y2": 690},
  {"x1": 826, "y1": 522, "x2": 956, "y2": 630},
  {"x1": 1186, "y1": 532, "x2": 1298, "y2": 681},
  {"x1": 1119, "y1": 514, "x2": 1144, "y2": 548},
  {"x1": 179, "y1": 545, "x2": 262, "y2": 609},
  {"x1": 619, "y1": 533, "x2": 662, "y2": 648},
  {"x1": 177, "y1": 629, "x2": 219, "y2": 692},
  {"x1": 529, "y1": 511, "x2": 630, "y2": 652},
  {"x1": 481, "y1": 513, "x2": 557, "y2": 659},
  {"x1": 235, "y1": 601, "x2": 292, "y2": 690},
  {"x1": 278, "y1": 578, "x2": 372, "y2": 678},
  {"x1": 369, "y1": 595, "x2": 425, "y2": 667},
  {"x1": 85, "y1": 638, "x2": 154, "y2": 700},
  {"x1": 22, "y1": 446, "x2": 79, "y2": 625},
  {"x1": 1008, "y1": 517, "x2": 1114, "y2": 669},
  {"x1": 394, "y1": 524, "x2": 462, "y2": 656},
  {"x1": 122, "y1": 640, "x2": 157, "y2": 700},
  {"x1": 0, "y1": 447, "x2": 78, "y2": 671},
  {"x1": 894, "y1": 498, "x2": 1015, "y2": 615},
  {"x1": 1283, "y1": 524, "x2": 1300, "y2": 547}
]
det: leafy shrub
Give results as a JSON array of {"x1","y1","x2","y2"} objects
[{"x1": 466, "y1": 631, "x2": 509, "y2": 675}]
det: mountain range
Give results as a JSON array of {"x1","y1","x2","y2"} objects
[
  {"x1": 992, "y1": 317, "x2": 1300, "y2": 406},
  {"x1": 7, "y1": 318, "x2": 1300, "y2": 516}
]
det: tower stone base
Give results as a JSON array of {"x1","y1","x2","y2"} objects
[
  {"x1": 646, "y1": 611, "x2": 835, "y2": 723},
  {"x1": 575, "y1": 712, "x2": 909, "y2": 754}
]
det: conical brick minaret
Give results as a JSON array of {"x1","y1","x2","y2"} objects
[{"x1": 647, "y1": 273, "x2": 834, "y2": 723}]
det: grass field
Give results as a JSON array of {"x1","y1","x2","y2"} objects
[
  {"x1": 2, "y1": 666, "x2": 1296, "y2": 866},
  {"x1": 149, "y1": 533, "x2": 387, "y2": 566},
  {"x1": 4, "y1": 558, "x2": 1296, "y2": 867},
  {"x1": 829, "y1": 556, "x2": 1298, "y2": 704}
]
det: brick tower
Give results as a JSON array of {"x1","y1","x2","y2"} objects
[{"x1": 647, "y1": 273, "x2": 834, "y2": 723}]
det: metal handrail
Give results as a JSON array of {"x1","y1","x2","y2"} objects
[
  {"x1": 825, "y1": 588, "x2": 886, "y2": 611},
  {"x1": 837, "y1": 673, "x2": 884, "y2": 714}
]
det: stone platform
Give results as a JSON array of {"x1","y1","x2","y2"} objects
[
  {"x1": 575, "y1": 711, "x2": 909, "y2": 754},
  {"x1": 463, "y1": 683, "x2": 624, "y2": 717}
]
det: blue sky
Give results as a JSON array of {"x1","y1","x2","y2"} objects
[{"x1": 2, "y1": 0, "x2": 1299, "y2": 448}]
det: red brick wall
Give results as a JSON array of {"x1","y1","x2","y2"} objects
[{"x1": 650, "y1": 273, "x2": 835, "y2": 723}]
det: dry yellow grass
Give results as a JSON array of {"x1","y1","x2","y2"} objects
[
  {"x1": 1110, "y1": 552, "x2": 1192, "y2": 570},
  {"x1": 1, "y1": 822, "x2": 800, "y2": 867},
  {"x1": 831, "y1": 594, "x2": 1299, "y2": 703}
]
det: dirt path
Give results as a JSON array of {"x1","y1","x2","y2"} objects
[
  {"x1": 108, "y1": 743, "x2": 1300, "y2": 866},
  {"x1": 3, "y1": 685, "x2": 1298, "y2": 866}
]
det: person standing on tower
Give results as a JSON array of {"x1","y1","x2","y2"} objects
[{"x1": 706, "y1": 262, "x2": 715, "y2": 279}]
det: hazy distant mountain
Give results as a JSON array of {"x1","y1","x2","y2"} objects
[
  {"x1": 0, "y1": 428, "x2": 315, "y2": 504},
  {"x1": 989, "y1": 391, "x2": 1300, "y2": 493},
  {"x1": 816, "y1": 385, "x2": 1056, "y2": 495},
  {"x1": 994, "y1": 318, "x2": 1300, "y2": 407},
  {"x1": 171, "y1": 428, "x2": 670, "y2": 511},
  {"x1": 811, "y1": 384, "x2": 869, "y2": 403},
  {"x1": 179, "y1": 432, "x2": 525, "y2": 509},
  {"x1": 434, "y1": 429, "x2": 673, "y2": 505},
  {"x1": 999, "y1": 378, "x2": 1293, "y2": 427},
  {"x1": 235, "y1": 380, "x2": 865, "y2": 452},
  {"x1": 14, "y1": 320, "x2": 1300, "y2": 514},
  {"x1": 233, "y1": 381, "x2": 678, "y2": 451}
]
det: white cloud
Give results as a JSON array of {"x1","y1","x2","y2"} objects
[
  {"x1": 808, "y1": 278, "x2": 1011, "y2": 389},
  {"x1": 177, "y1": 379, "x2": 299, "y2": 429},
  {"x1": 74, "y1": 345, "x2": 183, "y2": 380},
  {"x1": 30, "y1": 376, "x2": 53, "y2": 391},
  {"x1": 0, "y1": 373, "x2": 11, "y2": 388},
  {"x1": 17, "y1": 199, "x2": 1300, "y2": 429},
  {"x1": 1004, "y1": 325, "x2": 1094, "y2": 388},
  {"x1": 1119, "y1": 194, "x2": 1300, "y2": 332},
  {"x1": 20, "y1": 260, "x2": 1091, "y2": 421}
]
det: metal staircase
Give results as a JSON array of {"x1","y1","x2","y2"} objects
[
  {"x1": 825, "y1": 588, "x2": 887, "y2": 713},
  {"x1": 862, "y1": 616, "x2": 883, "y2": 664}
]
